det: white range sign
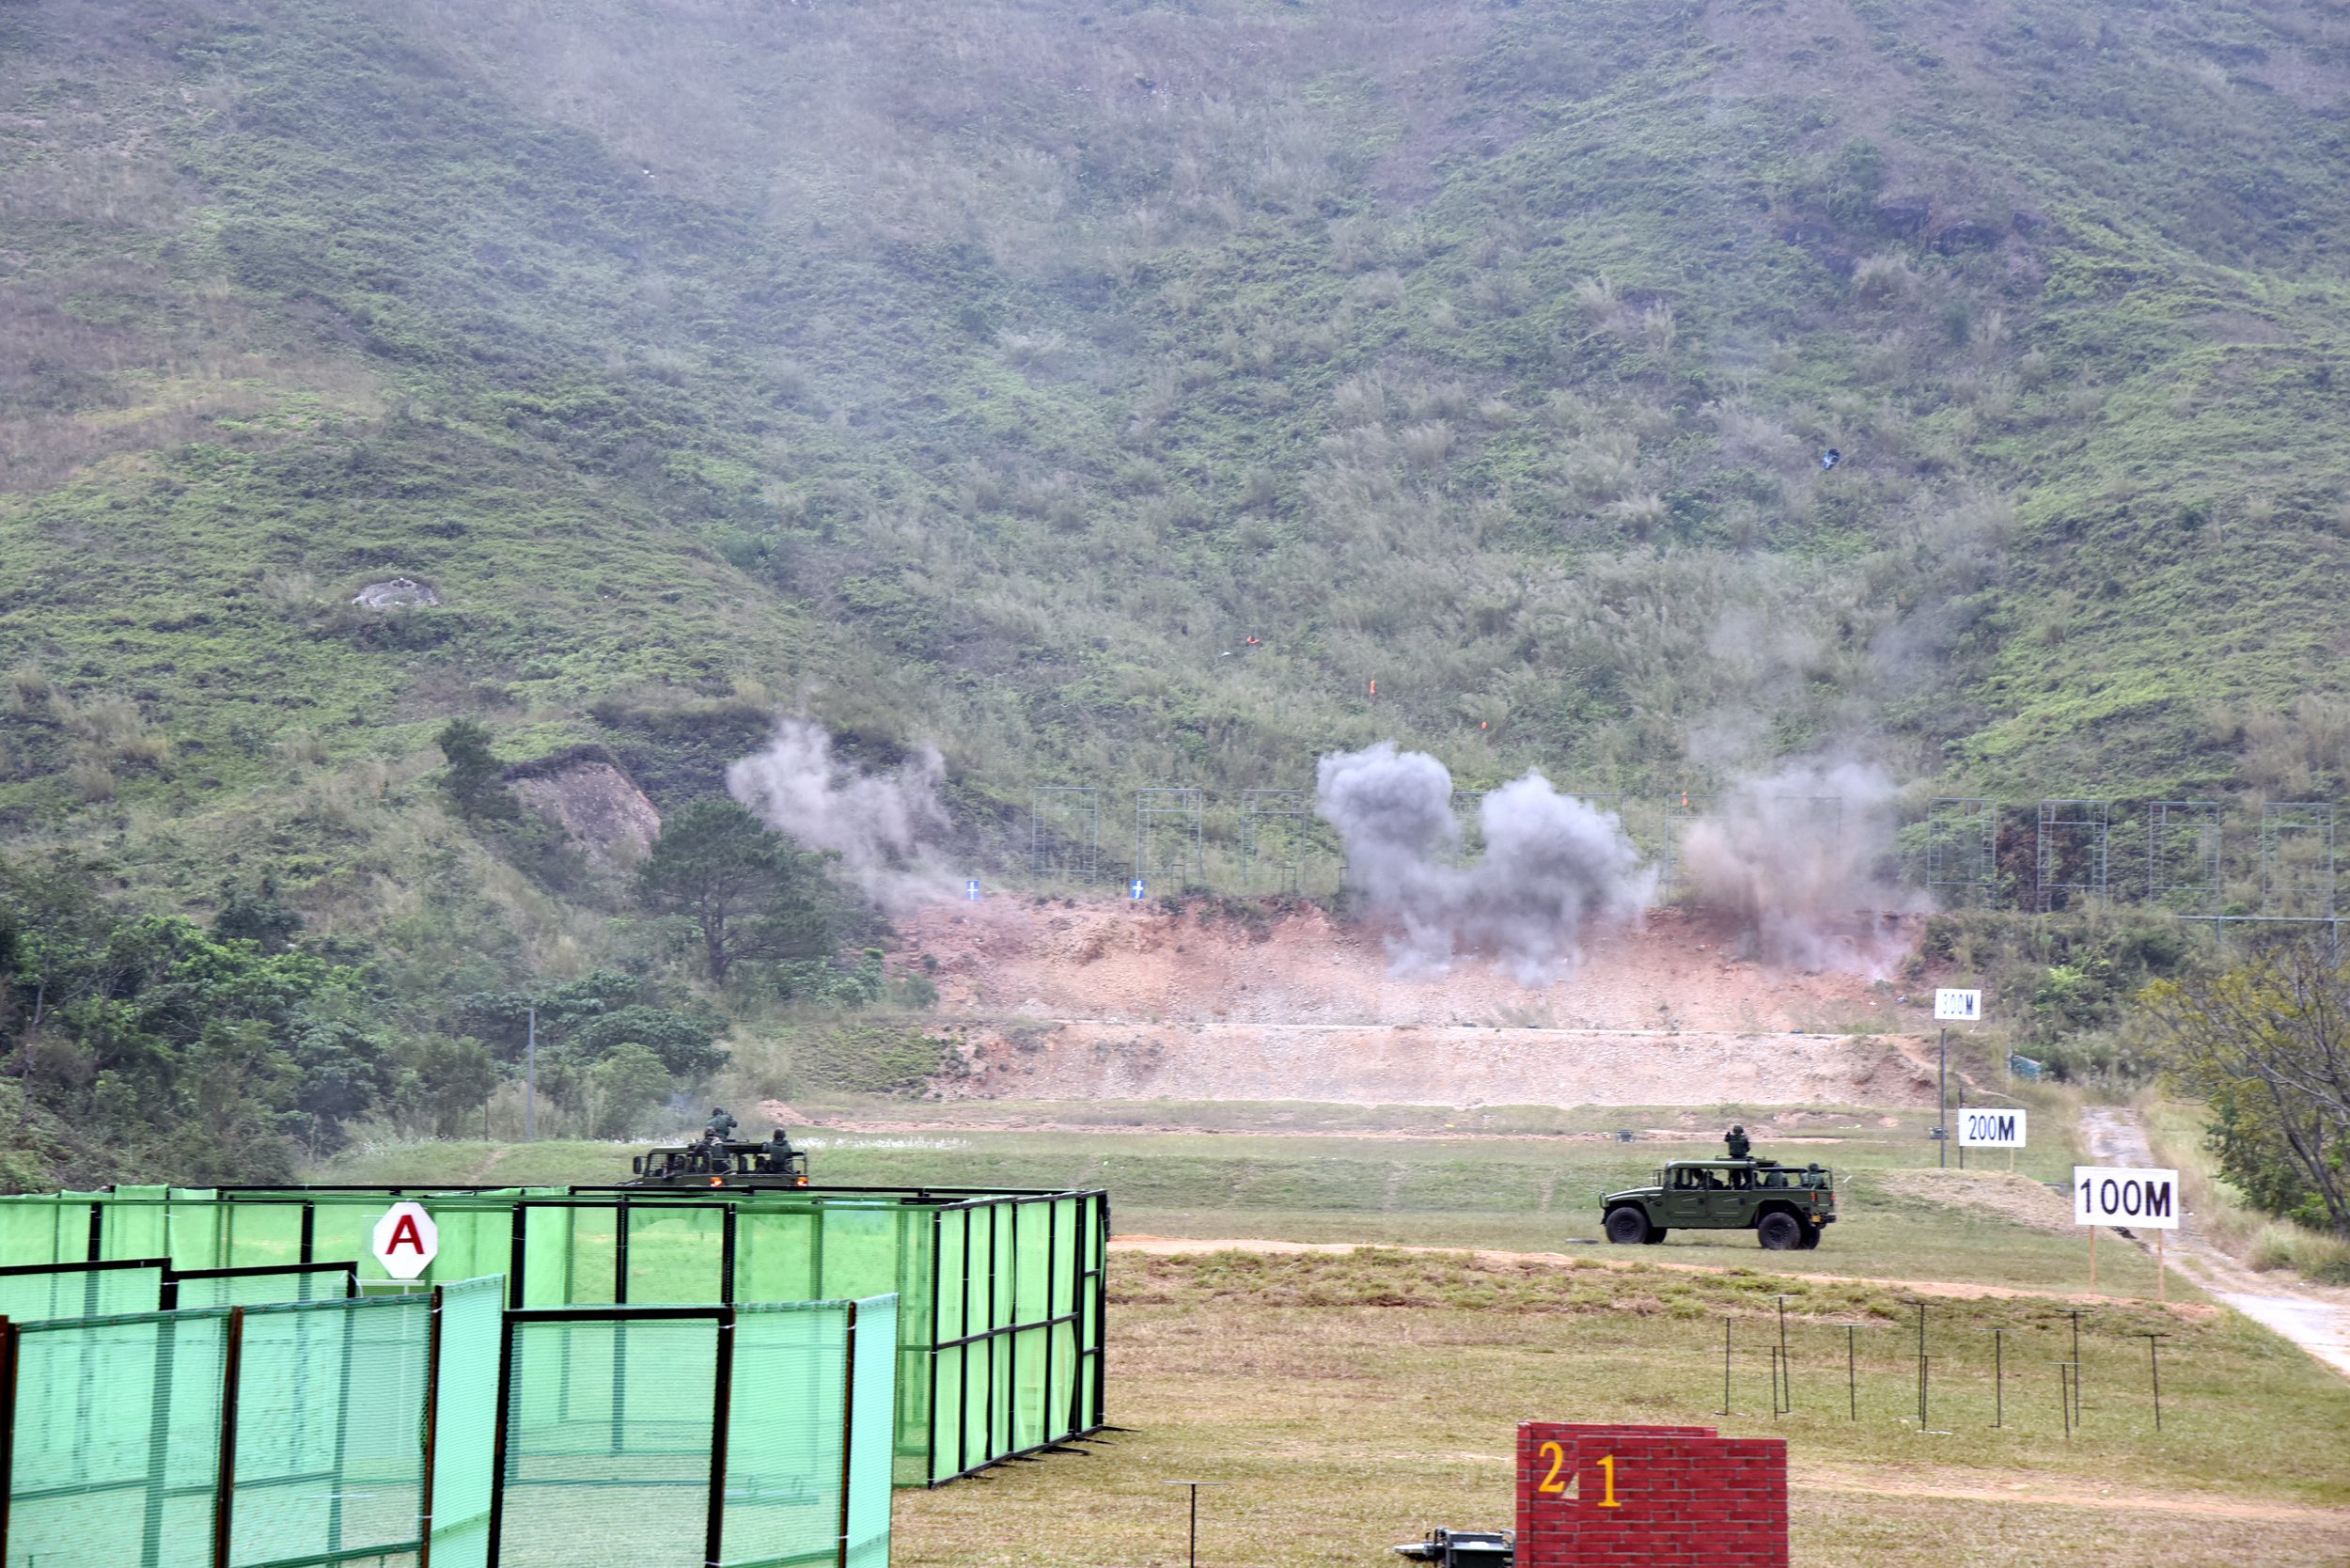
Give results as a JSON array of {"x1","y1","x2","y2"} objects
[
  {"x1": 1956, "y1": 1107, "x2": 2028, "y2": 1149},
  {"x1": 2072, "y1": 1166, "x2": 2180, "y2": 1231},
  {"x1": 372, "y1": 1200, "x2": 442, "y2": 1279},
  {"x1": 1934, "y1": 988, "x2": 1982, "y2": 1022}
]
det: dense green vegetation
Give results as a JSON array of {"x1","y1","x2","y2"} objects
[{"x1": 5, "y1": 0, "x2": 2350, "y2": 1180}]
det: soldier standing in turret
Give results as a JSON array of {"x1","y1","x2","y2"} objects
[
  {"x1": 705, "y1": 1107, "x2": 739, "y2": 1141},
  {"x1": 1725, "y1": 1124, "x2": 1751, "y2": 1161}
]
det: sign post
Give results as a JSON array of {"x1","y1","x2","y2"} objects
[
  {"x1": 1932, "y1": 990, "x2": 1982, "y2": 1168},
  {"x1": 2073, "y1": 1166, "x2": 2179, "y2": 1300},
  {"x1": 372, "y1": 1200, "x2": 440, "y2": 1282}
]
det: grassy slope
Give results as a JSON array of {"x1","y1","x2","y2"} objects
[{"x1": 3, "y1": 0, "x2": 2349, "y2": 951}]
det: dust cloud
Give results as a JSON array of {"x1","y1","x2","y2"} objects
[
  {"x1": 727, "y1": 718, "x2": 950, "y2": 910},
  {"x1": 1314, "y1": 742, "x2": 1654, "y2": 983},
  {"x1": 1677, "y1": 759, "x2": 1918, "y2": 969}
]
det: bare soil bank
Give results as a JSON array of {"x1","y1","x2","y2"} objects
[
  {"x1": 896, "y1": 898, "x2": 1942, "y2": 1108},
  {"x1": 928, "y1": 1019, "x2": 1938, "y2": 1107}
]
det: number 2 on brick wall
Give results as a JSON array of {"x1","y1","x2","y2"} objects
[{"x1": 1536, "y1": 1444, "x2": 1622, "y2": 1509}]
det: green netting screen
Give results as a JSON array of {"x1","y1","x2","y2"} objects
[
  {"x1": 164, "y1": 1263, "x2": 355, "y2": 1310},
  {"x1": 432, "y1": 1276, "x2": 504, "y2": 1568},
  {"x1": 228, "y1": 1294, "x2": 432, "y2": 1566},
  {"x1": 0, "y1": 1258, "x2": 166, "y2": 1322},
  {"x1": 494, "y1": 1295, "x2": 896, "y2": 1568},
  {"x1": 0, "y1": 1185, "x2": 1107, "y2": 1486},
  {"x1": 7, "y1": 1307, "x2": 227, "y2": 1567}
]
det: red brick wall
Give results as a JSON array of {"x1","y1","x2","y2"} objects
[{"x1": 1516, "y1": 1421, "x2": 1788, "y2": 1567}]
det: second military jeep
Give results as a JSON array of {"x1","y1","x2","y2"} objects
[{"x1": 1600, "y1": 1159, "x2": 1836, "y2": 1249}]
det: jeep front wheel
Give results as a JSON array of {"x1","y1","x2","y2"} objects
[
  {"x1": 1757, "y1": 1213, "x2": 1803, "y2": 1250},
  {"x1": 1604, "y1": 1206, "x2": 1650, "y2": 1245}
]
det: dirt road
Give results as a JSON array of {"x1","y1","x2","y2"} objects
[{"x1": 2081, "y1": 1105, "x2": 2350, "y2": 1379}]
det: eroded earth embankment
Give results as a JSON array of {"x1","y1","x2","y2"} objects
[{"x1": 894, "y1": 900, "x2": 1940, "y2": 1108}]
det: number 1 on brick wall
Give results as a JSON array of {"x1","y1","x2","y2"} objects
[{"x1": 1535, "y1": 1444, "x2": 1621, "y2": 1509}]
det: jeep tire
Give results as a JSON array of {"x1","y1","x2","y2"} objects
[
  {"x1": 1796, "y1": 1222, "x2": 1822, "y2": 1249},
  {"x1": 1757, "y1": 1212, "x2": 1804, "y2": 1250},
  {"x1": 1604, "y1": 1206, "x2": 1651, "y2": 1246},
  {"x1": 1640, "y1": 1227, "x2": 1666, "y2": 1244}
]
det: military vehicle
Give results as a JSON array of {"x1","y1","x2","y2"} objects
[
  {"x1": 1392, "y1": 1528, "x2": 1512, "y2": 1568},
  {"x1": 1599, "y1": 1159, "x2": 1836, "y2": 1249},
  {"x1": 626, "y1": 1127, "x2": 809, "y2": 1188}
]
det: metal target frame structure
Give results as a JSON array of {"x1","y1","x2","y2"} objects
[
  {"x1": 2146, "y1": 801, "x2": 2223, "y2": 912},
  {"x1": 1238, "y1": 790, "x2": 1314, "y2": 894},
  {"x1": 2261, "y1": 803, "x2": 2338, "y2": 918},
  {"x1": 1663, "y1": 792, "x2": 1716, "y2": 903},
  {"x1": 2036, "y1": 799, "x2": 2110, "y2": 909},
  {"x1": 1029, "y1": 787, "x2": 1100, "y2": 885},
  {"x1": 1134, "y1": 788, "x2": 1204, "y2": 889},
  {"x1": 1926, "y1": 798, "x2": 1998, "y2": 903}
]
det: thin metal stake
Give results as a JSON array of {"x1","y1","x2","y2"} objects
[
  {"x1": 1776, "y1": 1294, "x2": 1792, "y2": 1412},
  {"x1": 1721, "y1": 1318, "x2": 1732, "y2": 1417},
  {"x1": 1161, "y1": 1481, "x2": 1228, "y2": 1568},
  {"x1": 1833, "y1": 1323, "x2": 1872, "y2": 1420},
  {"x1": 2138, "y1": 1332, "x2": 2170, "y2": 1433}
]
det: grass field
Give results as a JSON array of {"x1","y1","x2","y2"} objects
[
  {"x1": 321, "y1": 1095, "x2": 2170, "y2": 1297},
  {"x1": 311, "y1": 1102, "x2": 2350, "y2": 1562},
  {"x1": 894, "y1": 1250, "x2": 2350, "y2": 1568}
]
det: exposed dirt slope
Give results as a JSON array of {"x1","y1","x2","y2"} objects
[
  {"x1": 898, "y1": 898, "x2": 1940, "y2": 1108},
  {"x1": 904, "y1": 900, "x2": 1919, "y2": 1029}
]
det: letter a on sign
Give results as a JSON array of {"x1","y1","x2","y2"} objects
[{"x1": 372, "y1": 1200, "x2": 441, "y2": 1280}]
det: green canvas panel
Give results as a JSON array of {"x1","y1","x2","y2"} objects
[
  {"x1": 0, "y1": 1262, "x2": 164, "y2": 1322},
  {"x1": 814, "y1": 1206, "x2": 904, "y2": 1304},
  {"x1": 568, "y1": 1206, "x2": 619, "y2": 1306},
  {"x1": 733, "y1": 1206, "x2": 818, "y2": 1305},
  {"x1": 931, "y1": 1209, "x2": 965, "y2": 1346},
  {"x1": 219, "y1": 1204, "x2": 304, "y2": 1271},
  {"x1": 100, "y1": 1192, "x2": 172, "y2": 1263},
  {"x1": 624, "y1": 1203, "x2": 727, "y2": 1304},
  {"x1": 519, "y1": 1205, "x2": 576, "y2": 1307},
  {"x1": 430, "y1": 1278, "x2": 504, "y2": 1568}
]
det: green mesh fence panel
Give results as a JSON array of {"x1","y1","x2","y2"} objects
[
  {"x1": 8, "y1": 1309, "x2": 228, "y2": 1568},
  {"x1": 168, "y1": 1263, "x2": 354, "y2": 1310},
  {"x1": 497, "y1": 1314, "x2": 719, "y2": 1568},
  {"x1": 624, "y1": 1204, "x2": 728, "y2": 1305},
  {"x1": 0, "y1": 1184, "x2": 1107, "y2": 1491},
  {"x1": 0, "y1": 1260, "x2": 165, "y2": 1322},
  {"x1": 845, "y1": 1296, "x2": 897, "y2": 1568},
  {"x1": 228, "y1": 1296, "x2": 431, "y2": 1568},
  {"x1": 431, "y1": 1278, "x2": 505, "y2": 1568},
  {"x1": 719, "y1": 1303, "x2": 846, "y2": 1568}
]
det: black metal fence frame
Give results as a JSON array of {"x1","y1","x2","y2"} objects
[
  {"x1": 486, "y1": 1300, "x2": 872, "y2": 1568},
  {"x1": 0, "y1": 1285, "x2": 452, "y2": 1568}
]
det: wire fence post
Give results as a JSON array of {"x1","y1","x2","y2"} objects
[
  {"x1": 837, "y1": 1302, "x2": 858, "y2": 1568},
  {"x1": 708, "y1": 1306, "x2": 735, "y2": 1568},
  {"x1": 213, "y1": 1306, "x2": 244, "y2": 1568},
  {"x1": 418, "y1": 1287, "x2": 443, "y2": 1568}
]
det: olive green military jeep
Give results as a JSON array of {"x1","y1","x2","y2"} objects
[{"x1": 1600, "y1": 1159, "x2": 1837, "y2": 1249}]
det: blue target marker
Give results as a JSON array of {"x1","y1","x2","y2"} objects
[
  {"x1": 1129, "y1": 878, "x2": 1147, "y2": 900},
  {"x1": 965, "y1": 879, "x2": 981, "y2": 902}
]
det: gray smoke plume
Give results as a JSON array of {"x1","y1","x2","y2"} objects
[
  {"x1": 727, "y1": 718, "x2": 950, "y2": 910},
  {"x1": 1676, "y1": 759, "x2": 1919, "y2": 971},
  {"x1": 1315, "y1": 743, "x2": 1654, "y2": 982}
]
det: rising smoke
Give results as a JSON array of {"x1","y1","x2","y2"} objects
[
  {"x1": 727, "y1": 718, "x2": 950, "y2": 910},
  {"x1": 1314, "y1": 743, "x2": 1654, "y2": 983},
  {"x1": 1675, "y1": 759, "x2": 1918, "y2": 970}
]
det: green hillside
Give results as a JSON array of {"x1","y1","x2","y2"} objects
[{"x1": 2, "y1": 0, "x2": 2348, "y2": 1173}]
